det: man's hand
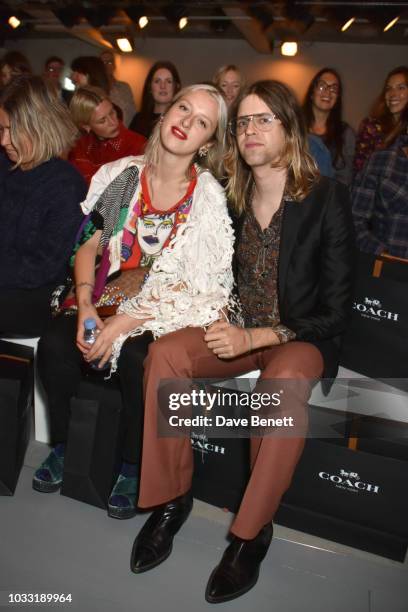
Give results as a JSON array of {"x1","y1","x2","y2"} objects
[
  {"x1": 204, "y1": 321, "x2": 250, "y2": 359},
  {"x1": 84, "y1": 313, "x2": 141, "y2": 368}
]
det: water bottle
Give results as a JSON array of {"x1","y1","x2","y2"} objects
[{"x1": 83, "y1": 318, "x2": 108, "y2": 371}]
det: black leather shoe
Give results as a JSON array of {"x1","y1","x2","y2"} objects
[
  {"x1": 130, "y1": 492, "x2": 193, "y2": 574},
  {"x1": 205, "y1": 522, "x2": 273, "y2": 604}
]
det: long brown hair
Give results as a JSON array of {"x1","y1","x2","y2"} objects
[
  {"x1": 225, "y1": 80, "x2": 319, "y2": 215},
  {"x1": 371, "y1": 65, "x2": 408, "y2": 148},
  {"x1": 303, "y1": 67, "x2": 346, "y2": 167}
]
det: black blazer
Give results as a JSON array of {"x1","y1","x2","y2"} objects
[{"x1": 232, "y1": 177, "x2": 355, "y2": 380}]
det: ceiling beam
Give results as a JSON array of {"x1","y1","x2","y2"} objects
[{"x1": 221, "y1": 5, "x2": 272, "y2": 53}]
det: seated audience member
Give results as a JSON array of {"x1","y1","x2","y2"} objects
[
  {"x1": 213, "y1": 64, "x2": 244, "y2": 109},
  {"x1": 68, "y1": 86, "x2": 146, "y2": 184},
  {"x1": 354, "y1": 66, "x2": 408, "y2": 173},
  {"x1": 129, "y1": 80, "x2": 354, "y2": 603},
  {"x1": 129, "y1": 61, "x2": 181, "y2": 138},
  {"x1": 0, "y1": 76, "x2": 86, "y2": 337},
  {"x1": 100, "y1": 50, "x2": 136, "y2": 127},
  {"x1": 34, "y1": 85, "x2": 233, "y2": 523},
  {"x1": 303, "y1": 67, "x2": 355, "y2": 185},
  {"x1": 352, "y1": 128, "x2": 408, "y2": 258},
  {"x1": 0, "y1": 51, "x2": 31, "y2": 88},
  {"x1": 70, "y1": 56, "x2": 109, "y2": 93},
  {"x1": 43, "y1": 55, "x2": 71, "y2": 104}
]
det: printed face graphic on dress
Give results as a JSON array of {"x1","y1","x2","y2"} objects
[{"x1": 137, "y1": 213, "x2": 175, "y2": 263}]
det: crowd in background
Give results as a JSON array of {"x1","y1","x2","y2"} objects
[
  {"x1": 0, "y1": 47, "x2": 407, "y2": 331},
  {"x1": 0, "y1": 44, "x2": 406, "y2": 604}
]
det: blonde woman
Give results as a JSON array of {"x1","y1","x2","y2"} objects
[
  {"x1": 0, "y1": 76, "x2": 86, "y2": 336},
  {"x1": 214, "y1": 64, "x2": 244, "y2": 108},
  {"x1": 35, "y1": 84, "x2": 235, "y2": 522},
  {"x1": 69, "y1": 85, "x2": 145, "y2": 184}
]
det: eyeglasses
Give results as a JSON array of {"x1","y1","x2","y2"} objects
[
  {"x1": 229, "y1": 112, "x2": 277, "y2": 136},
  {"x1": 316, "y1": 80, "x2": 339, "y2": 95}
]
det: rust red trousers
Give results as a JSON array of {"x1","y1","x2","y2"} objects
[{"x1": 138, "y1": 327, "x2": 323, "y2": 539}]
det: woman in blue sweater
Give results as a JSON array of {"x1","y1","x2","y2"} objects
[{"x1": 0, "y1": 76, "x2": 87, "y2": 336}]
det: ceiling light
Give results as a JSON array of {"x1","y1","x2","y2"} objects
[
  {"x1": 383, "y1": 16, "x2": 399, "y2": 32},
  {"x1": 163, "y1": 3, "x2": 188, "y2": 29},
  {"x1": 116, "y1": 37, "x2": 133, "y2": 53},
  {"x1": 138, "y1": 16, "x2": 148, "y2": 29},
  {"x1": 8, "y1": 16, "x2": 21, "y2": 29},
  {"x1": 281, "y1": 41, "x2": 297, "y2": 57},
  {"x1": 341, "y1": 17, "x2": 355, "y2": 32},
  {"x1": 178, "y1": 16, "x2": 188, "y2": 30}
]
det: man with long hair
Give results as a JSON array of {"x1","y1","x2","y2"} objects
[{"x1": 130, "y1": 80, "x2": 354, "y2": 603}]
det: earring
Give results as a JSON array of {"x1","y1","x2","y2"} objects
[{"x1": 198, "y1": 145, "x2": 209, "y2": 158}]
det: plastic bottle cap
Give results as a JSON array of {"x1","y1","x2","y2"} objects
[{"x1": 84, "y1": 318, "x2": 97, "y2": 330}]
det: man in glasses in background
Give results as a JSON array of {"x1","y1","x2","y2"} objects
[
  {"x1": 43, "y1": 56, "x2": 71, "y2": 104},
  {"x1": 130, "y1": 80, "x2": 354, "y2": 603}
]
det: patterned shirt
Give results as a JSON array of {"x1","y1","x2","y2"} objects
[
  {"x1": 354, "y1": 117, "x2": 384, "y2": 174},
  {"x1": 236, "y1": 205, "x2": 296, "y2": 344},
  {"x1": 351, "y1": 134, "x2": 408, "y2": 258}
]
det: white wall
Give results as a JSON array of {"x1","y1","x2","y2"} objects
[{"x1": 2, "y1": 36, "x2": 406, "y2": 129}]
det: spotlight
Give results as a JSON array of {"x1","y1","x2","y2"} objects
[
  {"x1": 384, "y1": 16, "x2": 400, "y2": 32},
  {"x1": 281, "y1": 41, "x2": 297, "y2": 57},
  {"x1": 178, "y1": 16, "x2": 188, "y2": 30},
  {"x1": 341, "y1": 17, "x2": 355, "y2": 32},
  {"x1": 8, "y1": 16, "x2": 21, "y2": 29},
  {"x1": 125, "y1": 5, "x2": 149, "y2": 29},
  {"x1": 163, "y1": 3, "x2": 188, "y2": 29},
  {"x1": 116, "y1": 37, "x2": 133, "y2": 53}
]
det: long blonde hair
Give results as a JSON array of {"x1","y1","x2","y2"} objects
[
  {"x1": 225, "y1": 80, "x2": 319, "y2": 215},
  {"x1": 0, "y1": 75, "x2": 78, "y2": 168},
  {"x1": 143, "y1": 83, "x2": 228, "y2": 179}
]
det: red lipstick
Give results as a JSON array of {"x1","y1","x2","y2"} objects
[{"x1": 171, "y1": 126, "x2": 187, "y2": 140}]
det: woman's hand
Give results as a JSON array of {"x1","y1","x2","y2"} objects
[
  {"x1": 76, "y1": 304, "x2": 104, "y2": 354},
  {"x1": 84, "y1": 313, "x2": 141, "y2": 368},
  {"x1": 204, "y1": 321, "x2": 250, "y2": 359}
]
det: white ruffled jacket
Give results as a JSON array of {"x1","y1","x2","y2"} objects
[{"x1": 81, "y1": 156, "x2": 236, "y2": 372}]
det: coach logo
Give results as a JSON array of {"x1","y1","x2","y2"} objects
[
  {"x1": 318, "y1": 468, "x2": 380, "y2": 494},
  {"x1": 353, "y1": 296, "x2": 399, "y2": 322},
  {"x1": 190, "y1": 432, "x2": 225, "y2": 455},
  {"x1": 364, "y1": 298, "x2": 381, "y2": 307}
]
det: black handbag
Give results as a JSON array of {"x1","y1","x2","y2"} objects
[
  {"x1": 61, "y1": 377, "x2": 124, "y2": 509},
  {"x1": 0, "y1": 340, "x2": 34, "y2": 495}
]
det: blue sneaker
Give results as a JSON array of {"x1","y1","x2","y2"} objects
[
  {"x1": 108, "y1": 462, "x2": 139, "y2": 519},
  {"x1": 32, "y1": 443, "x2": 65, "y2": 493}
]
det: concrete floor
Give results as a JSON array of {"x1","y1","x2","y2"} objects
[{"x1": 0, "y1": 439, "x2": 407, "y2": 612}]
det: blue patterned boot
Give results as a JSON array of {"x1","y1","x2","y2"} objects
[
  {"x1": 32, "y1": 443, "x2": 65, "y2": 493},
  {"x1": 108, "y1": 462, "x2": 139, "y2": 519}
]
